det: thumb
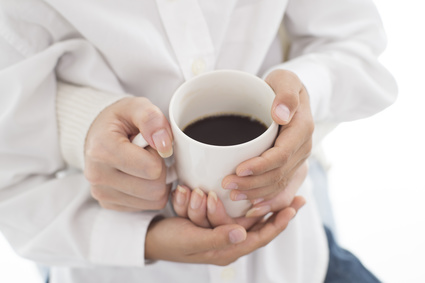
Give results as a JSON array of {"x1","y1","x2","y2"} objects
[
  {"x1": 191, "y1": 224, "x2": 247, "y2": 253},
  {"x1": 213, "y1": 225, "x2": 248, "y2": 247},
  {"x1": 124, "y1": 97, "x2": 174, "y2": 158},
  {"x1": 265, "y1": 70, "x2": 302, "y2": 125}
]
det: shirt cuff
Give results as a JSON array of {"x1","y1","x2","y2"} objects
[
  {"x1": 89, "y1": 209, "x2": 159, "y2": 267},
  {"x1": 262, "y1": 56, "x2": 333, "y2": 121},
  {"x1": 56, "y1": 82, "x2": 129, "y2": 169}
]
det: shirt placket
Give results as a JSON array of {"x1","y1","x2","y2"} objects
[
  {"x1": 155, "y1": 0, "x2": 215, "y2": 80},
  {"x1": 208, "y1": 258, "x2": 248, "y2": 283},
  {"x1": 155, "y1": 2, "x2": 247, "y2": 282}
]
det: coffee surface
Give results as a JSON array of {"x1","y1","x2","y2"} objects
[{"x1": 183, "y1": 114, "x2": 267, "y2": 146}]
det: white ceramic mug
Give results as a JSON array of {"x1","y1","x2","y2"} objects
[{"x1": 134, "y1": 70, "x2": 278, "y2": 217}]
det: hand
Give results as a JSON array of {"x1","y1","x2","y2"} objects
[
  {"x1": 84, "y1": 96, "x2": 173, "y2": 212},
  {"x1": 244, "y1": 161, "x2": 309, "y2": 217},
  {"x1": 172, "y1": 185, "x2": 262, "y2": 229},
  {"x1": 147, "y1": 189, "x2": 305, "y2": 265},
  {"x1": 172, "y1": 160, "x2": 307, "y2": 225},
  {"x1": 222, "y1": 69, "x2": 314, "y2": 207}
]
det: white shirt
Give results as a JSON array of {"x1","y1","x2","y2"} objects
[{"x1": 0, "y1": 0, "x2": 397, "y2": 282}]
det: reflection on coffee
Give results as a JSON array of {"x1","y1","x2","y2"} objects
[{"x1": 183, "y1": 114, "x2": 267, "y2": 146}]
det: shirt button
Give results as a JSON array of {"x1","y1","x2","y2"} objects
[
  {"x1": 220, "y1": 267, "x2": 235, "y2": 281},
  {"x1": 191, "y1": 58, "x2": 206, "y2": 76}
]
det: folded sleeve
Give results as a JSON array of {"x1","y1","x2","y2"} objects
[
  {"x1": 0, "y1": 24, "x2": 157, "y2": 267},
  {"x1": 264, "y1": 0, "x2": 398, "y2": 122}
]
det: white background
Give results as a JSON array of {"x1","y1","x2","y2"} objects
[
  {"x1": 1, "y1": 0, "x2": 424, "y2": 282},
  {"x1": 322, "y1": 0, "x2": 425, "y2": 282}
]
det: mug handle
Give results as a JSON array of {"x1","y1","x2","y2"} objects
[{"x1": 132, "y1": 133, "x2": 177, "y2": 185}]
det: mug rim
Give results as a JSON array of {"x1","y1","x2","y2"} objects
[{"x1": 169, "y1": 69, "x2": 278, "y2": 149}]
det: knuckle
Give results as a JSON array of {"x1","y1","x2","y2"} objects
[
  {"x1": 84, "y1": 167, "x2": 103, "y2": 186},
  {"x1": 152, "y1": 194, "x2": 169, "y2": 209},
  {"x1": 288, "y1": 71, "x2": 301, "y2": 83},
  {"x1": 273, "y1": 146, "x2": 291, "y2": 164},
  {"x1": 145, "y1": 161, "x2": 163, "y2": 180},
  {"x1": 85, "y1": 138, "x2": 109, "y2": 164},
  {"x1": 209, "y1": 237, "x2": 221, "y2": 251},
  {"x1": 139, "y1": 104, "x2": 163, "y2": 125},
  {"x1": 279, "y1": 148, "x2": 292, "y2": 161},
  {"x1": 271, "y1": 172, "x2": 283, "y2": 185},
  {"x1": 277, "y1": 177, "x2": 289, "y2": 190},
  {"x1": 149, "y1": 185, "x2": 168, "y2": 201},
  {"x1": 257, "y1": 157, "x2": 270, "y2": 175},
  {"x1": 90, "y1": 186, "x2": 106, "y2": 201},
  {"x1": 140, "y1": 156, "x2": 163, "y2": 180}
]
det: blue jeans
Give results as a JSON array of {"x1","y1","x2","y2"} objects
[
  {"x1": 324, "y1": 226, "x2": 381, "y2": 283},
  {"x1": 310, "y1": 158, "x2": 381, "y2": 282}
]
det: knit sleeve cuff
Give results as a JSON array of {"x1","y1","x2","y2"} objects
[{"x1": 56, "y1": 82, "x2": 129, "y2": 169}]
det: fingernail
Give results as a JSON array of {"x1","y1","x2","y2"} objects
[
  {"x1": 152, "y1": 129, "x2": 173, "y2": 158},
  {"x1": 175, "y1": 185, "x2": 187, "y2": 206},
  {"x1": 237, "y1": 169, "x2": 253, "y2": 177},
  {"x1": 245, "y1": 205, "x2": 271, "y2": 218},
  {"x1": 252, "y1": 198, "x2": 264, "y2": 205},
  {"x1": 207, "y1": 191, "x2": 217, "y2": 214},
  {"x1": 275, "y1": 104, "x2": 290, "y2": 123},
  {"x1": 223, "y1": 182, "x2": 238, "y2": 190},
  {"x1": 229, "y1": 228, "x2": 246, "y2": 244},
  {"x1": 190, "y1": 188, "x2": 204, "y2": 210}
]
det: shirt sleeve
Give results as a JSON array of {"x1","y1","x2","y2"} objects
[
  {"x1": 0, "y1": 20, "x2": 158, "y2": 268},
  {"x1": 264, "y1": 0, "x2": 398, "y2": 123}
]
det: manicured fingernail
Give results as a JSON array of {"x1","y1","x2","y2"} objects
[
  {"x1": 190, "y1": 188, "x2": 204, "y2": 210},
  {"x1": 245, "y1": 205, "x2": 271, "y2": 218},
  {"x1": 234, "y1": 193, "x2": 247, "y2": 201},
  {"x1": 252, "y1": 198, "x2": 264, "y2": 205},
  {"x1": 207, "y1": 191, "x2": 217, "y2": 214},
  {"x1": 224, "y1": 182, "x2": 238, "y2": 190},
  {"x1": 275, "y1": 104, "x2": 290, "y2": 123},
  {"x1": 175, "y1": 185, "x2": 186, "y2": 206},
  {"x1": 152, "y1": 129, "x2": 173, "y2": 158},
  {"x1": 229, "y1": 228, "x2": 246, "y2": 244},
  {"x1": 237, "y1": 169, "x2": 253, "y2": 177}
]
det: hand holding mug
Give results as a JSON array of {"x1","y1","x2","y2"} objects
[
  {"x1": 168, "y1": 70, "x2": 279, "y2": 217},
  {"x1": 84, "y1": 96, "x2": 173, "y2": 212},
  {"x1": 223, "y1": 69, "x2": 314, "y2": 214},
  {"x1": 172, "y1": 161, "x2": 309, "y2": 229},
  {"x1": 146, "y1": 193, "x2": 305, "y2": 264}
]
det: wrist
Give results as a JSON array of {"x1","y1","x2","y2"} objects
[{"x1": 56, "y1": 82, "x2": 129, "y2": 169}]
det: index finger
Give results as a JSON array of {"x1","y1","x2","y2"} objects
[
  {"x1": 110, "y1": 135, "x2": 165, "y2": 180},
  {"x1": 233, "y1": 90, "x2": 313, "y2": 177},
  {"x1": 233, "y1": 132, "x2": 302, "y2": 177}
]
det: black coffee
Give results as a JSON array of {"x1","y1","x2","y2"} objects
[{"x1": 183, "y1": 114, "x2": 267, "y2": 146}]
